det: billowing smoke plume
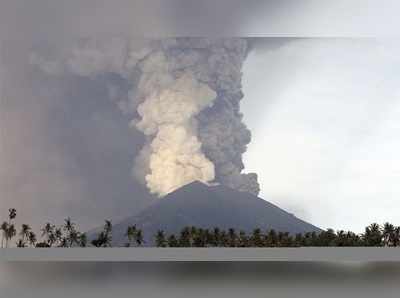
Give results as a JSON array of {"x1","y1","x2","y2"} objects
[
  {"x1": 134, "y1": 72, "x2": 217, "y2": 196},
  {"x1": 32, "y1": 38, "x2": 260, "y2": 196}
]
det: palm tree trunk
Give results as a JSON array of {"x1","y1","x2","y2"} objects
[{"x1": 5, "y1": 219, "x2": 10, "y2": 248}]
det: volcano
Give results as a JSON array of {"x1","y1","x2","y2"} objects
[{"x1": 97, "y1": 181, "x2": 321, "y2": 246}]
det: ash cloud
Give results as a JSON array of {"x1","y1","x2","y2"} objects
[{"x1": 33, "y1": 38, "x2": 260, "y2": 196}]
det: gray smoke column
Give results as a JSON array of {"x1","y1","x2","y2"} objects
[{"x1": 31, "y1": 38, "x2": 260, "y2": 196}]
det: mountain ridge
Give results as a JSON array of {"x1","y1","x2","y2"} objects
[{"x1": 91, "y1": 181, "x2": 321, "y2": 246}]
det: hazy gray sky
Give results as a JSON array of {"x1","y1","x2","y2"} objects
[
  {"x1": 2, "y1": 0, "x2": 400, "y2": 234},
  {"x1": 2, "y1": 38, "x2": 400, "y2": 233},
  {"x1": 243, "y1": 38, "x2": 400, "y2": 232}
]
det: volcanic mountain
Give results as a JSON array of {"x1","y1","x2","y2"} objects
[{"x1": 96, "y1": 181, "x2": 321, "y2": 246}]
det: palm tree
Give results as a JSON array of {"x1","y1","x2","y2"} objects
[
  {"x1": 4, "y1": 209, "x2": 17, "y2": 248},
  {"x1": 63, "y1": 218, "x2": 75, "y2": 231},
  {"x1": 213, "y1": 228, "x2": 221, "y2": 247},
  {"x1": 335, "y1": 230, "x2": 346, "y2": 247},
  {"x1": 1, "y1": 222, "x2": 8, "y2": 248},
  {"x1": 383, "y1": 222, "x2": 395, "y2": 246},
  {"x1": 126, "y1": 225, "x2": 137, "y2": 247},
  {"x1": 104, "y1": 220, "x2": 112, "y2": 246},
  {"x1": 103, "y1": 220, "x2": 112, "y2": 247},
  {"x1": 20, "y1": 224, "x2": 31, "y2": 238},
  {"x1": 267, "y1": 229, "x2": 278, "y2": 247},
  {"x1": 62, "y1": 218, "x2": 82, "y2": 247},
  {"x1": 63, "y1": 218, "x2": 74, "y2": 247},
  {"x1": 17, "y1": 224, "x2": 31, "y2": 247},
  {"x1": 92, "y1": 220, "x2": 112, "y2": 247},
  {"x1": 5, "y1": 224, "x2": 16, "y2": 248},
  {"x1": 393, "y1": 227, "x2": 400, "y2": 247},
  {"x1": 135, "y1": 229, "x2": 144, "y2": 246},
  {"x1": 54, "y1": 228, "x2": 63, "y2": 246},
  {"x1": 363, "y1": 223, "x2": 383, "y2": 247},
  {"x1": 347, "y1": 231, "x2": 362, "y2": 246},
  {"x1": 8, "y1": 208, "x2": 16, "y2": 221},
  {"x1": 294, "y1": 233, "x2": 304, "y2": 247},
  {"x1": 63, "y1": 218, "x2": 73, "y2": 236},
  {"x1": 167, "y1": 235, "x2": 179, "y2": 247},
  {"x1": 318, "y1": 229, "x2": 336, "y2": 246},
  {"x1": 179, "y1": 227, "x2": 191, "y2": 247},
  {"x1": 41, "y1": 223, "x2": 56, "y2": 247},
  {"x1": 279, "y1": 232, "x2": 292, "y2": 247},
  {"x1": 251, "y1": 228, "x2": 263, "y2": 247},
  {"x1": 228, "y1": 228, "x2": 237, "y2": 247},
  {"x1": 193, "y1": 228, "x2": 206, "y2": 247},
  {"x1": 69, "y1": 230, "x2": 80, "y2": 247},
  {"x1": 28, "y1": 231, "x2": 37, "y2": 247}
]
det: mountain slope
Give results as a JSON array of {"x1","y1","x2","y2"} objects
[{"x1": 100, "y1": 181, "x2": 321, "y2": 246}]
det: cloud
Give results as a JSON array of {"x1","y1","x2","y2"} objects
[
  {"x1": 0, "y1": 42, "x2": 154, "y2": 232},
  {"x1": 2, "y1": 0, "x2": 400, "y2": 234}
]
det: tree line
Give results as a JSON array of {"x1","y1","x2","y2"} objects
[
  {"x1": 2, "y1": 208, "x2": 400, "y2": 247},
  {"x1": 0, "y1": 208, "x2": 144, "y2": 248},
  {"x1": 156, "y1": 224, "x2": 400, "y2": 247}
]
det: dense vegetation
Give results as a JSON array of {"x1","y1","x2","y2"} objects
[{"x1": 1, "y1": 208, "x2": 400, "y2": 247}]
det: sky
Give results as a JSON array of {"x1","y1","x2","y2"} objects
[
  {"x1": 243, "y1": 38, "x2": 400, "y2": 232},
  {"x1": 1, "y1": 1, "x2": 400, "y2": 234},
  {"x1": 2, "y1": 37, "x2": 399, "y2": 234}
]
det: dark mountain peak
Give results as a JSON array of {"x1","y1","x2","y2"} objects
[
  {"x1": 91, "y1": 181, "x2": 321, "y2": 246},
  {"x1": 166, "y1": 180, "x2": 210, "y2": 195},
  {"x1": 163, "y1": 180, "x2": 255, "y2": 203}
]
